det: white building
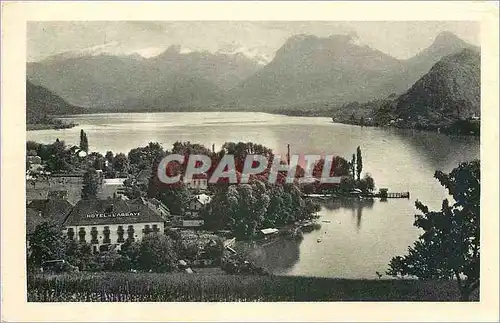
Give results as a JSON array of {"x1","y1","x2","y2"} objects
[
  {"x1": 185, "y1": 193, "x2": 212, "y2": 217},
  {"x1": 98, "y1": 178, "x2": 127, "y2": 199},
  {"x1": 62, "y1": 198, "x2": 168, "y2": 253}
]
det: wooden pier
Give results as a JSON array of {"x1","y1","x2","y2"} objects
[
  {"x1": 383, "y1": 192, "x2": 410, "y2": 199},
  {"x1": 376, "y1": 188, "x2": 410, "y2": 199},
  {"x1": 303, "y1": 190, "x2": 410, "y2": 200}
]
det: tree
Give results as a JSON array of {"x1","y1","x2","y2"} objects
[
  {"x1": 105, "y1": 151, "x2": 114, "y2": 165},
  {"x1": 147, "y1": 160, "x2": 192, "y2": 215},
  {"x1": 114, "y1": 153, "x2": 129, "y2": 173},
  {"x1": 356, "y1": 146, "x2": 363, "y2": 181},
  {"x1": 120, "y1": 240, "x2": 141, "y2": 269},
  {"x1": 350, "y1": 154, "x2": 356, "y2": 179},
  {"x1": 26, "y1": 140, "x2": 40, "y2": 152},
  {"x1": 97, "y1": 251, "x2": 131, "y2": 271},
  {"x1": 128, "y1": 142, "x2": 165, "y2": 170},
  {"x1": 227, "y1": 181, "x2": 271, "y2": 238},
  {"x1": 27, "y1": 222, "x2": 66, "y2": 269},
  {"x1": 79, "y1": 129, "x2": 89, "y2": 154},
  {"x1": 221, "y1": 141, "x2": 274, "y2": 173},
  {"x1": 64, "y1": 239, "x2": 93, "y2": 271},
  {"x1": 387, "y1": 160, "x2": 480, "y2": 301},
  {"x1": 81, "y1": 168, "x2": 100, "y2": 199},
  {"x1": 357, "y1": 173, "x2": 375, "y2": 193},
  {"x1": 137, "y1": 233, "x2": 177, "y2": 272},
  {"x1": 44, "y1": 139, "x2": 72, "y2": 172}
]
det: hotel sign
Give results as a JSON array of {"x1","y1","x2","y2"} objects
[{"x1": 86, "y1": 212, "x2": 141, "y2": 219}]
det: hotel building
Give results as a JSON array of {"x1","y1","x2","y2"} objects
[{"x1": 62, "y1": 198, "x2": 169, "y2": 253}]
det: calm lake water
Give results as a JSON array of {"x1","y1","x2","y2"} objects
[{"x1": 27, "y1": 112, "x2": 480, "y2": 279}]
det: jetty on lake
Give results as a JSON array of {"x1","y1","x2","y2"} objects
[
  {"x1": 303, "y1": 188, "x2": 410, "y2": 200},
  {"x1": 375, "y1": 188, "x2": 410, "y2": 199}
]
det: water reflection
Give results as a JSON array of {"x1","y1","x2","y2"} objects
[
  {"x1": 321, "y1": 198, "x2": 375, "y2": 232},
  {"x1": 235, "y1": 238, "x2": 301, "y2": 274},
  {"x1": 390, "y1": 128, "x2": 479, "y2": 172}
]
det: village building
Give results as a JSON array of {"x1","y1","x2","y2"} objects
[
  {"x1": 171, "y1": 193, "x2": 212, "y2": 229},
  {"x1": 259, "y1": 228, "x2": 279, "y2": 240},
  {"x1": 62, "y1": 198, "x2": 168, "y2": 253},
  {"x1": 137, "y1": 197, "x2": 171, "y2": 218},
  {"x1": 27, "y1": 172, "x2": 85, "y2": 205},
  {"x1": 26, "y1": 198, "x2": 74, "y2": 234},
  {"x1": 185, "y1": 174, "x2": 208, "y2": 192},
  {"x1": 98, "y1": 177, "x2": 127, "y2": 199},
  {"x1": 185, "y1": 193, "x2": 212, "y2": 218}
]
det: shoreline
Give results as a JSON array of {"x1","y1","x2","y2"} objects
[
  {"x1": 40, "y1": 110, "x2": 479, "y2": 137},
  {"x1": 27, "y1": 122, "x2": 78, "y2": 131}
]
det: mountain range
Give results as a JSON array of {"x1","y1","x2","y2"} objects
[
  {"x1": 335, "y1": 47, "x2": 480, "y2": 128},
  {"x1": 27, "y1": 45, "x2": 262, "y2": 111},
  {"x1": 27, "y1": 31, "x2": 479, "y2": 122},
  {"x1": 26, "y1": 80, "x2": 82, "y2": 124},
  {"x1": 392, "y1": 47, "x2": 480, "y2": 124}
]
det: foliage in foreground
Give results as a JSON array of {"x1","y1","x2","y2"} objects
[
  {"x1": 387, "y1": 160, "x2": 480, "y2": 301},
  {"x1": 27, "y1": 272, "x2": 474, "y2": 302}
]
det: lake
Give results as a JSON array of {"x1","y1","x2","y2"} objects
[{"x1": 27, "y1": 112, "x2": 480, "y2": 279}]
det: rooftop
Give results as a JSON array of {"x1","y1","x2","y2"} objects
[
  {"x1": 260, "y1": 228, "x2": 279, "y2": 235},
  {"x1": 63, "y1": 199, "x2": 166, "y2": 226},
  {"x1": 103, "y1": 178, "x2": 127, "y2": 186},
  {"x1": 27, "y1": 199, "x2": 74, "y2": 226},
  {"x1": 195, "y1": 194, "x2": 212, "y2": 205}
]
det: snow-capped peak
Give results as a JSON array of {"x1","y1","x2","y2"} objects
[{"x1": 217, "y1": 45, "x2": 272, "y2": 65}]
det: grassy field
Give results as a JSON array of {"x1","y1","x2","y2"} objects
[{"x1": 27, "y1": 272, "x2": 477, "y2": 302}]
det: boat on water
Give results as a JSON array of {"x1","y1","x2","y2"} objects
[
  {"x1": 317, "y1": 238, "x2": 322, "y2": 243},
  {"x1": 322, "y1": 220, "x2": 331, "y2": 223}
]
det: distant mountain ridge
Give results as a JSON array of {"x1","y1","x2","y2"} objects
[
  {"x1": 332, "y1": 48, "x2": 480, "y2": 130},
  {"x1": 27, "y1": 46, "x2": 262, "y2": 110},
  {"x1": 27, "y1": 31, "x2": 478, "y2": 114},
  {"x1": 231, "y1": 34, "x2": 406, "y2": 108},
  {"x1": 233, "y1": 32, "x2": 477, "y2": 109},
  {"x1": 393, "y1": 48, "x2": 480, "y2": 124}
]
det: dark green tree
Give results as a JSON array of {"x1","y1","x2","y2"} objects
[
  {"x1": 128, "y1": 142, "x2": 165, "y2": 170},
  {"x1": 64, "y1": 239, "x2": 93, "y2": 271},
  {"x1": 45, "y1": 139, "x2": 72, "y2": 172},
  {"x1": 137, "y1": 233, "x2": 177, "y2": 272},
  {"x1": 105, "y1": 151, "x2": 114, "y2": 165},
  {"x1": 356, "y1": 146, "x2": 363, "y2": 181},
  {"x1": 119, "y1": 239, "x2": 141, "y2": 269},
  {"x1": 350, "y1": 154, "x2": 356, "y2": 180},
  {"x1": 81, "y1": 168, "x2": 100, "y2": 199},
  {"x1": 357, "y1": 173, "x2": 375, "y2": 193},
  {"x1": 387, "y1": 160, "x2": 480, "y2": 301},
  {"x1": 227, "y1": 181, "x2": 270, "y2": 238},
  {"x1": 79, "y1": 129, "x2": 89, "y2": 154},
  {"x1": 27, "y1": 222, "x2": 66, "y2": 269},
  {"x1": 113, "y1": 153, "x2": 129, "y2": 173},
  {"x1": 147, "y1": 159, "x2": 192, "y2": 215}
]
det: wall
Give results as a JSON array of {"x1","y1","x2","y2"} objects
[{"x1": 64, "y1": 221, "x2": 165, "y2": 252}]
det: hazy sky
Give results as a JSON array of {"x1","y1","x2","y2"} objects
[{"x1": 27, "y1": 21, "x2": 480, "y2": 62}]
